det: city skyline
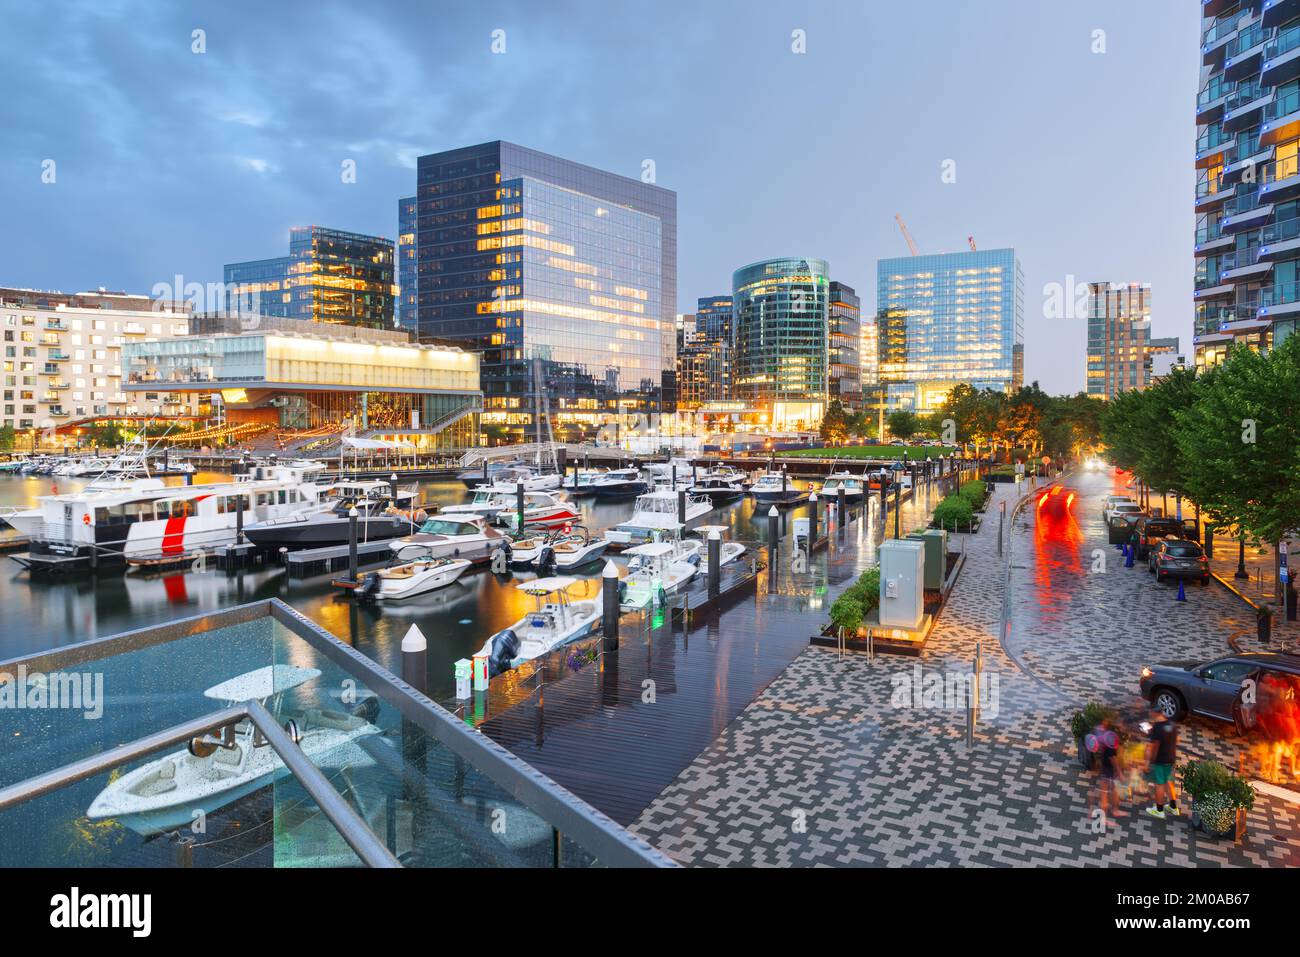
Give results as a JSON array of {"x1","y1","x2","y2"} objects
[{"x1": 0, "y1": 0, "x2": 1196, "y2": 397}]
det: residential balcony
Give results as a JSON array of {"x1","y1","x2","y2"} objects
[
  {"x1": 1196, "y1": 89, "x2": 1230, "y2": 124},
  {"x1": 1204, "y1": 0, "x2": 1237, "y2": 17},
  {"x1": 1196, "y1": 182, "x2": 1235, "y2": 212},
  {"x1": 1262, "y1": 26, "x2": 1300, "y2": 84},
  {"x1": 1222, "y1": 146, "x2": 1273, "y2": 183},
  {"x1": 1223, "y1": 259, "x2": 1274, "y2": 282},
  {"x1": 1194, "y1": 280, "x2": 1236, "y2": 301},
  {"x1": 47, "y1": 407, "x2": 69, "y2": 418},
  {"x1": 121, "y1": 323, "x2": 147, "y2": 335},
  {"x1": 1260, "y1": 92, "x2": 1300, "y2": 145},
  {"x1": 1259, "y1": 280, "x2": 1300, "y2": 318},
  {"x1": 1260, "y1": 156, "x2": 1300, "y2": 200},
  {"x1": 1225, "y1": 88, "x2": 1274, "y2": 131},
  {"x1": 45, "y1": 380, "x2": 69, "y2": 390},
  {"x1": 1196, "y1": 233, "x2": 1235, "y2": 256},
  {"x1": 40, "y1": 364, "x2": 59, "y2": 375},
  {"x1": 1225, "y1": 32, "x2": 1269, "y2": 81},
  {"x1": 44, "y1": 318, "x2": 67, "y2": 331},
  {"x1": 1264, "y1": 0, "x2": 1300, "y2": 29},
  {"x1": 46, "y1": 350, "x2": 69, "y2": 361},
  {"x1": 1222, "y1": 202, "x2": 1275, "y2": 232}
]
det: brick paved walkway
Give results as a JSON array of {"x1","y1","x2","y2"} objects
[{"x1": 630, "y1": 475, "x2": 1300, "y2": 866}]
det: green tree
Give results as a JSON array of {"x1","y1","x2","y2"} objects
[
  {"x1": 886, "y1": 410, "x2": 920, "y2": 442},
  {"x1": 819, "y1": 399, "x2": 850, "y2": 444},
  {"x1": 0, "y1": 425, "x2": 14, "y2": 452}
]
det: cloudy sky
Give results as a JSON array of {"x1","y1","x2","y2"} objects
[{"x1": 1, "y1": 0, "x2": 1195, "y2": 394}]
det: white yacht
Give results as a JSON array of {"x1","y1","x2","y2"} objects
[
  {"x1": 534, "y1": 527, "x2": 609, "y2": 571},
  {"x1": 477, "y1": 578, "x2": 603, "y2": 676},
  {"x1": 362, "y1": 556, "x2": 473, "y2": 601},
  {"x1": 821, "y1": 471, "x2": 867, "y2": 503},
  {"x1": 85, "y1": 665, "x2": 380, "y2": 835},
  {"x1": 693, "y1": 525, "x2": 748, "y2": 567},
  {"x1": 607, "y1": 488, "x2": 713, "y2": 543},
  {"x1": 589, "y1": 467, "x2": 650, "y2": 500},
  {"x1": 561, "y1": 469, "x2": 607, "y2": 497},
  {"x1": 387, "y1": 514, "x2": 503, "y2": 562}
]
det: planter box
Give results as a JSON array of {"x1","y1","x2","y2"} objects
[
  {"x1": 1076, "y1": 737, "x2": 1095, "y2": 770},
  {"x1": 1190, "y1": 800, "x2": 1248, "y2": 842}
]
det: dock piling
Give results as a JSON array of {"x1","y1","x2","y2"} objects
[
  {"x1": 677, "y1": 488, "x2": 687, "y2": 526},
  {"x1": 707, "y1": 529, "x2": 721, "y2": 601},
  {"x1": 809, "y1": 492, "x2": 819, "y2": 544},
  {"x1": 516, "y1": 484, "x2": 525, "y2": 533},
  {"x1": 837, "y1": 486, "x2": 846, "y2": 526},
  {"x1": 402, "y1": 624, "x2": 428, "y2": 694},
  {"x1": 602, "y1": 560, "x2": 620, "y2": 652},
  {"x1": 348, "y1": 507, "x2": 359, "y2": 582}
]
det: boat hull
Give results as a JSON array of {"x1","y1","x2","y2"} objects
[{"x1": 244, "y1": 515, "x2": 417, "y2": 549}]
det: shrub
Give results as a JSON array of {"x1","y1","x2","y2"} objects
[
  {"x1": 1195, "y1": 790, "x2": 1237, "y2": 834},
  {"x1": 856, "y1": 567, "x2": 881, "y2": 614},
  {"x1": 829, "y1": 595, "x2": 865, "y2": 634},
  {"x1": 1070, "y1": 701, "x2": 1118, "y2": 741},
  {"x1": 1180, "y1": 759, "x2": 1256, "y2": 811},
  {"x1": 958, "y1": 480, "x2": 986, "y2": 504},
  {"x1": 932, "y1": 495, "x2": 974, "y2": 530}
]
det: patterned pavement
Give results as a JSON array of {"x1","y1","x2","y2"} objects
[{"x1": 630, "y1": 472, "x2": 1300, "y2": 866}]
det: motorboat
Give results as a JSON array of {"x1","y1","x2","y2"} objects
[
  {"x1": 689, "y1": 476, "x2": 746, "y2": 503},
  {"x1": 645, "y1": 457, "x2": 696, "y2": 484},
  {"x1": 358, "y1": 556, "x2": 473, "y2": 601},
  {"x1": 560, "y1": 469, "x2": 607, "y2": 497},
  {"x1": 702, "y1": 464, "x2": 750, "y2": 486},
  {"x1": 619, "y1": 541, "x2": 698, "y2": 609},
  {"x1": 458, "y1": 459, "x2": 523, "y2": 489},
  {"x1": 820, "y1": 471, "x2": 867, "y2": 503},
  {"x1": 608, "y1": 488, "x2": 713, "y2": 543},
  {"x1": 85, "y1": 665, "x2": 380, "y2": 835},
  {"x1": 6, "y1": 461, "x2": 332, "y2": 565},
  {"x1": 589, "y1": 467, "x2": 649, "y2": 500},
  {"x1": 242, "y1": 480, "x2": 422, "y2": 550},
  {"x1": 498, "y1": 531, "x2": 551, "y2": 567},
  {"x1": 477, "y1": 578, "x2": 603, "y2": 676},
  {"x1": 748, "y1": 472, "x2": 810, "y2": 506},
  {"x1": 387, "y1": 514, "x2": 503, "y2": 562},
  {"x1": 470, "y1": 466, "x2": 561, "y2": 493},
  {"x1": 489, "y1": 490, "x2": 580, "y2": 531},
  {"x1": 534, "y1": 527, "x2": 609, "y2": 572},
  {"x1": 693, "y1": 525, "x2": 748, "y2": 567},
  {"x1": 441, "y1": 487, "x2": 517, "y2": 522}
]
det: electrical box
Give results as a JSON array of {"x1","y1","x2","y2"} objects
[
  {"x1": 878, "y1": 539, "x2": 924, "y2": 629},
  {"x1": 920, "y1": 528, "x2": 948, "y2": 590}
]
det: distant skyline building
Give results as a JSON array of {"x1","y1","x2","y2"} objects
[
  {"x1": 828, "y1": 281, "x2": 862, "y2": 411},
  {"x1": 397, "y1": 197, "x2": 417, "y2": 330},
  {"x1": 1086, "y1": 282, "x2": 1152, "y2": 399},
  {"x1": 223, "y1": 225, "x2": 396, "y2": 330},
  {"x1": 675, "y1": 296, "x2": 733, "y2": 412},
  {"x1": 732, "y1": 257, "x2": 829, "y2": 431},
  {"x1": 410, "y1": 141, "x2": 676, "y2": 444},
  {"x1": 876, "y1": 248, "x2": 1024, "y2": 412},
  {"x1": 1149, "y1": 336, "x2": 1185, "y2": 379},
  {"x1": 1194, "y1": 1, "x2": 1300, "y2": 371}
]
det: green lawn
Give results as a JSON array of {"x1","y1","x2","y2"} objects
[{"x1": 780, "y1": 445, "x2": 955, "y2": 461}]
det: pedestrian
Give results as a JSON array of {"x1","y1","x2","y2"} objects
[
  {"x1": 1143, "y1": 706, "x2": 1180, "y2": 819},
  {"x1": 1091, "y1": 716, "x2": 1126, "y2": 822}
]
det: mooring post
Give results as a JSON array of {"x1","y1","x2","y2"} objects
[
  {"x1": 809, "y1": 492, "x2": 819, "y2": 545},
  {"x1": 516, "y1": 483, "x2": 526, "y2": 533},
  {"x1": 235, "y1": 493, "x2": 245, "y2": 545},
  {"x1": 402, "y1": 623, "x2": 428, "y2": 694},
  {"x1": 837, "y1": 486, "x2": 846, "y2": 527},
  {"x1": 677, "y1": 488, "x2": 687, "y2": 526},
  {"x1": 767, "y1": 505, "x2": 780, "y2": 585},
  {"x1": 348, "y1": 507, "x2": 359, "y2": 582},
  {"x1": 602, "y1": 560, "x2": 620, "y2": 652},
  {"x1": 708, "y1": 529, "x2": 721, "y2": 601}
]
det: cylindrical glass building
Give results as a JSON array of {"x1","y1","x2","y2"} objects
[{"x1": 731, "y1": 257, "x2": 830, "y2": 431}]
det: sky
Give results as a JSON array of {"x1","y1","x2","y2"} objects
[{"x1": 0, "y1": 0, "x2": 1197, "y2": 396}]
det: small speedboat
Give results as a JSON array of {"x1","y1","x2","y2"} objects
[
  {"x1": 534, "y1": 528, "x2": 609, "y2": 572},
  {"x1": 560, "y1": 469, "x2": 607, "y2": 497},
  {"x1": 689, "y1": 476, "x2": 745, "y2": 503},
  {"x1": 477, "y1": 578, "x2": 603, "y2": 676},
  {"x1": 619, "y1": 541, "x2": 698, "y2": 609},
  {"x1": 609, "y1": 488, "x2": 713, "y2": 542},
  {"x1": 748, "y1": 472, "x2": 809, "y2": 506},
  {"x1": 590, "y1": 467, "x2": 649, "y2": 500},
  {"x1": 693, "y1": 525, "x2": 748, "y2": 567},
  {"x1": 86, "y1": 665, "x2": 380, "y2": 835},
  {"x1": 821, "y1": 471, "x2": 866, "y2": 503},
  {"x1": 361, "y1": 556, "x2": 472, "y2": 600},
  {"x1": 498, "y1": 532, "x2": 552, "y2": 567},
  {"x1": 388, "y1": 514, "x2": 503, "y2": 562}
]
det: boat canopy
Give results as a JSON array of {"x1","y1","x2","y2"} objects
[
  {"x1": 518, "y1": 576, "x2": 579, "y2": 594},
  {"x1": 203, "y1": 665, "x2": 322, "y2": 702},
  {"x1": 342, "y1": 437, "x2": 417, "y2": 451},
  {"x1": 694, "y1": 524, "x2": 730, "y2": 536},
  {"x1": 624, "y1": 541, "x2": 678, "y2": 557}
]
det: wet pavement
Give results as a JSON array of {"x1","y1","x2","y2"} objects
[{"x1": 631, "y1": 471, "x2": 1300, "y2": 866}]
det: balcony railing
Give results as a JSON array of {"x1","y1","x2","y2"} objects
[
  {"x1": 1263, "y1": 215, "x2": 1300, "y2": 242},
  {"x1": 1228, "y1": 25, "x2": 1268, "y2": 57},
  {"x1": 1203, "y1": 15, "x2": 1241, "y2": 46},
  {"x1": 1262, "y1": 280, "x2": 1300, "y2": 307},
  {"x1": 1265, "y1": 89, "x2": 1300, "y2": 120},
  {"x1": 1262, "y1": 155, "x2": 1300, "y2": 182},
  {"x1": 1267, "y1": 23, "x2": 1300, "y2": 59}
]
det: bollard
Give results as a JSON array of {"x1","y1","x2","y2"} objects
[
  {"x1": 692, "y1": 463, "x2": 698, "y2": 487},
  {"x1": 997, "y1": 501, "x2": 1005, "y2": 557},
  {"x1": 348, "y1": 507, "x2": 359, "y2": 581},
  {"x1": 1204, "y1": 524, "x2": 1214, "y2": 559},
  {"x1": 235, "y1": 493, "x2": 245, "y2": 545},
  {"x1": 893, "y1": 480, "x2": 901, "y2": 539},
  {"x1": 185, "y1": 472, "x2": 193, "y2": 486},
  {"x1": 390, "y1": 472, "x2": 399, "y2": 500},
  {"x1": 809, "y1": 492, "x2": 819, "y2": 545},
  {"x1": 708, "y1": 529, "x2": 721, "y2": 601},
  {"x1": 767, "y1": 505, "x2": 780, "y2": 584},
  {"x1": 516, "y1": 483, "x2": 526, "y2": 533},
  {"x1": 671, "y1": 464, "x2": 677, "y2": 490},
  {"x1": 402, "y1": 624, "x2": 428, "y2": 694},
  {"x1": 677, "y1": 488, "x2": 687, "y2": 526},
  {"x1": 602, "y1": 560, "x2": 620, "y2": 652},
  {"x1": 482, "y1": 457, "x2": 489, "y2": 486},
  {"x1": 1235, "y1": 537, "x2": 1249, "y2": 580},
  {"x1": 782, "y1": 469, "x2": 788, "y2": 497}
]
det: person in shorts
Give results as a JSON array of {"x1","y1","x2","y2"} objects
[{"x1": 1144, "y1": 706, "x2": 1180, "y2": 819}]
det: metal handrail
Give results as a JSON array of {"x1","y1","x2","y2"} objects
[{"x1": 0, "y1": 702, "x2": 400, "y2": 868}]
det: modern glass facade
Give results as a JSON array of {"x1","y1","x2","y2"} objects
[
  {"x1": 1194, "y1": 0, "x2": 1300, "y2": 367},
  {"x1": 224, "y1": 225, "x2": 396, "y2": 330},
  {"x1": 828, "y1": 281, "x2": 862, "y2": 410},
  {"x1": 397, "y1": 196, "x2": 417, "y2": 331},
  {"x1": 876, "y1": 248, "x2": 1024, "y2": 412},
  {"x1": 1086, "y1": 282, "x2": 1152, "y2": 398},
  {"x1": 412, "y1": 142, "x2": 676, "y2": 444},
  {"x1": 732, "y1": 257, "x2": 830, "y2": 430},
  {"x1": 674, "y1": 295, "x2": 732, "y2": 411}
]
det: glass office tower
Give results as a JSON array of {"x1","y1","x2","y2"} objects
[
  {"x1": 224, "y1": 225, "x2": 395, "y2": 329},
  {"x1": 1086, "y1": 282, "x2": 1152, "y2": 398},
  {"x1": 1195, "y1": 0, "x2": 1300, "y2": 366},
  {"x1": 828, "y1": 281, "x2": 862, "y2": 410},
  {"x1": 732, "y1": 257, "x2": 830, "y2": 430},
  {"x1": 412, "y1": 141, "x2": 676, "y2": 444},
  {"x1": 397, "y1": 197, "x2": 417, "y2": 331},
  {"x1": 876, "y1": 248, "x2": 1024, "y2": 412}
]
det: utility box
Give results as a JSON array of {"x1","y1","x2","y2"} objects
[
  {"x1": 878, "y1": 539, "x2": 924, "y2": 630},
  {"x1": 920, "y1": 529, "x2": 948, "y2": 590}
]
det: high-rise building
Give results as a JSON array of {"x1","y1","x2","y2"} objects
[
  {"x1": 876, "y1": 248, "x2": 1024, "y2": 412},
  {"x1": 674, "y1": 295, "x2": 732, "y2": 412},
  {"x1": 1148, "y1": 336, "x2": 1183, "y2": 379},
  {"x1": 410, "y1": 141, "x2": 676, "y2": 444},
  {"x1": 1086, "y1": 282, "x2": 1153, "y2": 398},
  {"x1": 828, "y1": 281, "x2": 862, "y2": 410},
  {"x1": 1195, "y1": 2, "x2": 1300, "y2": 369},
  {"x1": 224, "y1": 225, "x2": 396, "y2": 330},
  {"x1": 732, "y1": 257, "x2": 830, "y2": 430},
  {"x1": 397, "y1": 197, "x2": 417, "y2": 331},
  {"x1": 0, "y1": 287, "x2": 195, "y2": 436}
]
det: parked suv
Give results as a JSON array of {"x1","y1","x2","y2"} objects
[
  {"x1": 1140, "y1": 652, "x2": 1300, "y2": 724},
  {"x1": 1101, "y1": 495, "x2": 1136, "y2": 522},
  {"x1": 1106, "y1": 503, "x2": 1147, "y2": 544},
  {"x1": 1133, "y1": 516, "x2": 1194, "y2": 559},
  {"x1": 1147, "y1": 537, "x2": 1210, "y2": 585}
]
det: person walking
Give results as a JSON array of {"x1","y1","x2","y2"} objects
[
  {"x1": 1091, "y1": 717, "x2": 1126, "y2": 823},
  {"x1": 1143, "y1": 706, "x2": 1180, "y2": 819}
]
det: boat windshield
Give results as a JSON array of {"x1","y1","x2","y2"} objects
[{"x1": 416, "y1": 519, "x2": 478, "y2": 535}]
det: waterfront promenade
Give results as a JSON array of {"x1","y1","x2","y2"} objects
[{"x1": 630, "y1": 475, "x2": 1300, "y2": 866}]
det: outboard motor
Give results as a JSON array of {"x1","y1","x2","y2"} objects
[
  {"x1": 353, "y1": 571, "x2": 381, "y2": 603},
  {"x1": 487, "y1": 629, "x2": 521, "y2": 677},
  {"x1": 536, "y1": 545, "x2": 558, "y2": 577}
]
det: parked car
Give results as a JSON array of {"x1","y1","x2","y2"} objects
[
  {"x1": 1133, "y1": 516, "x2": 1192, "y2": 559},
  {"x1": 1106, "y1": 503, "x2": 1147, "y2": 544},
  {"x1": 1101, "y1": 496, "x2": 1137, "y2": 522},
  {"x1": 1146, "y1": 537, "x2": 1210, "y2": 585},
  {"x1": 1140, "y1": 652, "x2": 1300, "y2": 723}
]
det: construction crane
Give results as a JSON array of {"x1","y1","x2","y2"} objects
[
  {"x1": 968, "y1": 235, "x2": 977, "y2": 252},
  {"x1": 894, "y1": 214, "x2": 920, "y2": 256}
]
